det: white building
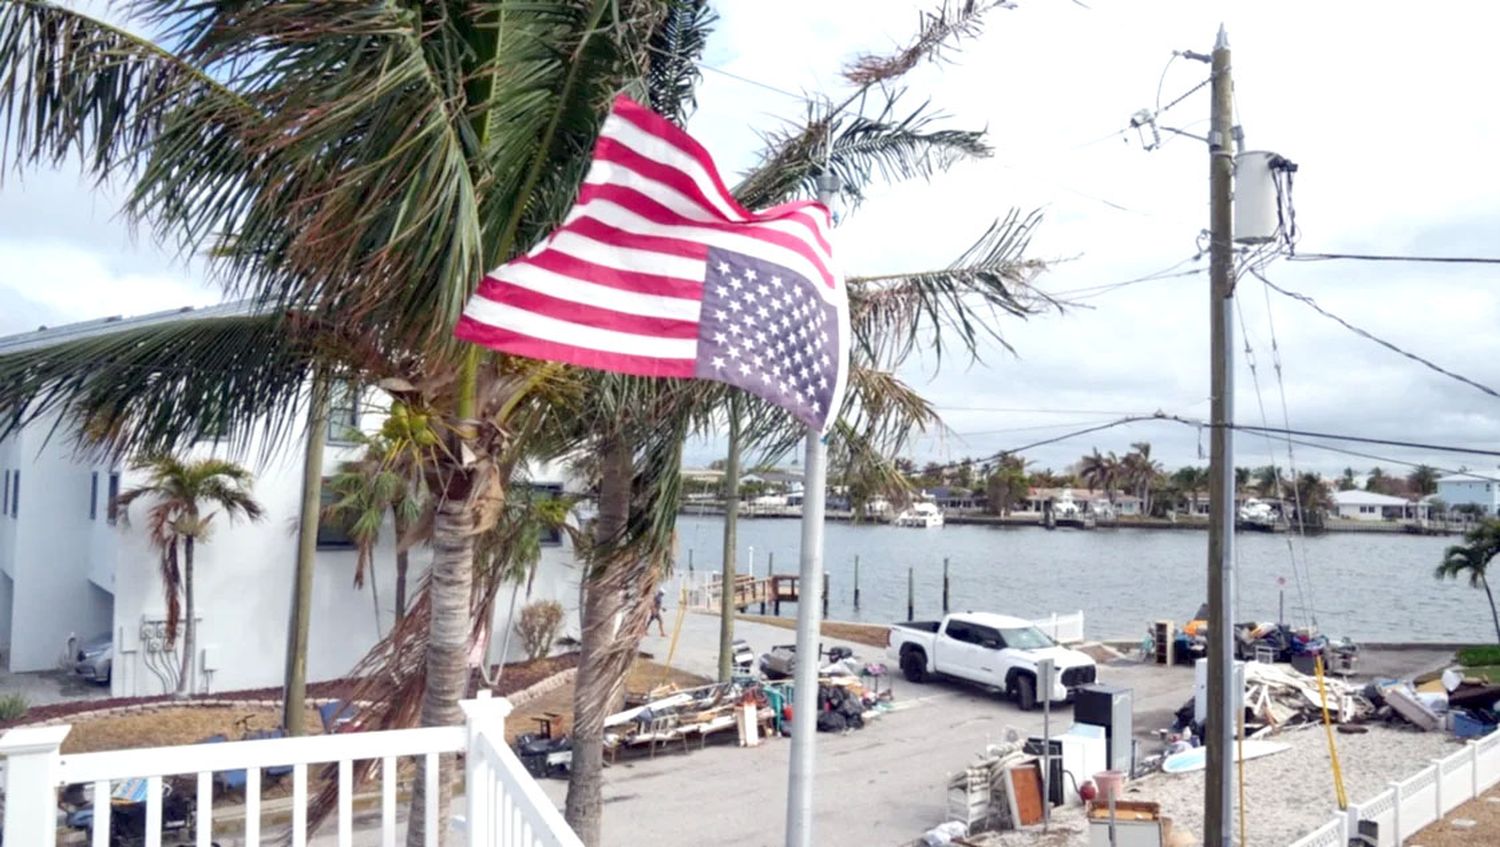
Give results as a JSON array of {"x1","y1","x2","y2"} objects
[
  {"x1": 0, "y1": 306, "x2": 583, "y2": 697},
  {"x1": 1330, "y1": 489, "x2": 1424, "y2": 522},
  {"x1": 1435, "y1": 473, "x2": 1500, "y2": 517}
]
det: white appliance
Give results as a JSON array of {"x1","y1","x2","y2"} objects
[
  {"x1": 1029, "y1": 724, "x2": 1108, "y2": 807},
  {"x1": 1193, "y1": 657, "x2": 1246, "y2": 724}
]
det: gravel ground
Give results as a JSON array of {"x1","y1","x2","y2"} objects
[
  {"x1": 1410, "y1": 785, "x2": 1500, "y2": 846},
  {"x1": 972, "y1": 723, "x2": 1460, "y2": 846}
]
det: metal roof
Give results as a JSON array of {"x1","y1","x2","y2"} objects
[
  {"x1": 1330, "y1": 489, "x2": 1413, "y2": 506},
  {"x1": 0, "y1": 300, "x2": 265, "y2": 355}
]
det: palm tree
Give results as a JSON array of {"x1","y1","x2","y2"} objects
[
  {"x1": 1078, "y1": 449, "x2": 1121, "y2": 503},
  {"x1": 323, "y1": 411, "x2": 434, "y2": 631},
  {"x1": 1172, "y1": 466, "x2": 1209, "y2": 515},
  {"x1": 1254, "y1": 465, "x2": 1284, "y2": 499},
  {"x1": 1367, "y1": 467, "x2": 1393, "y2": 495},
  {"x1": 1435, "y1": 520, "x2": 1500, "y2": 644},
  {"x1": 114, "y1": 455, "x2": 263, "y2": 696},
  {"x1": 1122, "y1": 442, "x2": 1162, "y2": 515},
  {"x1": 1408, "y1": 465, "x2": 1440, "y2": 497},
  {"x1": 1235, "y1": 466, "x2": 1252, "y2": 492},
  {"x1": 1338, "y1": 466, "x2": 1358, "y2": 491}
]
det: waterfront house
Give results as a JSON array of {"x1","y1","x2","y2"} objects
[
  {"x1": 1330, "y1": 489, "x2": 1427, "y2": 522},
  {"x1": 0, "y1": 305, "x2": 583, "y2": 697},
  {"x1": 1435, "y1": 472, "x2": 1500, "y2": 517}
]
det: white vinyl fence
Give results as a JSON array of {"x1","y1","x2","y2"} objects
[
  {"x1": 0, "y1": 692, "x2": 582, "y2": 847},
  {"x1": 1288, "y1": 730, "x2": 1500, "y2": 847},
  {"x1": 1032, "y1": 611, "x2": 1086, "y2": 645}
]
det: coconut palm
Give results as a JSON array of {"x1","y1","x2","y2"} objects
[
  {"x1": 114, "y1": 455, "x2": 263, "y2": 696},
  {"x1": 1254, "y1": 465, "x2": 1284, "y2": 499},
  {"x1": 1435, "y1": 520, "x2": 1500, "y2": 644},
  {"x1": 1172, "y1": 466, "x2": 1210, "y2": 515},
  {"x1": 1122, "y1": 441, "x2": 1162, "y2": 515},
  {"x1": 1338, "y1": 466, "x2": 1358, "y2": 491},
  {"x1": 0, "y1": 1, "x2": 1043, "y2": 842}
]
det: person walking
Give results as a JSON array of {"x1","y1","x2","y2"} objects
[{"x1": 648, "y1": 588, "x2": 667, "y2": 637}]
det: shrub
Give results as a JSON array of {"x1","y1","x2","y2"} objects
[
  {"x1": 0, "y1": 693, "x2": 29, "y2": 722},
  {"x1": 1457, "y1": 645, "x2": 1500, "y2": 667},
  {"x1": 516, "y1": 600, "x2": 566, "y2": 662}
]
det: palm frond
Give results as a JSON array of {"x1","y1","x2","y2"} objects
[
  {"x1": 644, "y1": 0, "x2": 714, "y2": 125},
  {"x1": 0, "y1": 310, "x2": 321, "y2": 458},
  {"x1": 848, "y1": 209, "x2": 1053, "y2": 366},
  {"x1": 734, "y1": 93, "x2": 989, "y2": 210},
  {"x1": 844, "y1": 0, "x2": 1005, "y2": 86},
  {"x1": 0, "y1": 0, "x2": 250, "y2": 184}
]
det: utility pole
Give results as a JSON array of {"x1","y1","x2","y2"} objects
[
  {"x1": 1204, "y1": 24, "x2": 1236, "y2": 847},
  {"x1": 717, "y1": 394, "x2": 742, "y2": 682}
]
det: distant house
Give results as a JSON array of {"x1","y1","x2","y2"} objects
[
  {"x1": 1435, "y1": 473, "x2": 1500, "y2": 517},
  {"x1": 928, "y1": 486, "x2": 981, "y2": 511},
  {"x1": 1330, "y1": 489, "x2": 1425, "y2": 522}
]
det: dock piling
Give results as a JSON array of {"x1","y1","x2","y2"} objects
[
  {"x1": 907, "y1": 567, "x2": 914, "y2": 620},
  {"x1": 853, "y1": 555, "x2": 861, "y2": 610},
  {"x1": 822, "y1": 572, "x2": 829, "y2": 617},
  {"x1": 942, "y1": 557, "x2": 950, "y2": 613}
]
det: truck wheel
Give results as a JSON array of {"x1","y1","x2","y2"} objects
[
  {"x1": 1013, "y1": 674, "x2": 1037, "y2": 711},
  {"x1": 901, "y1": 650, "x2": 928, "y2": 683}
]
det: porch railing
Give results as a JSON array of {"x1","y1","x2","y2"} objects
[{"x1": 0, "y1": 692, "x2": 582, "y2": 847}]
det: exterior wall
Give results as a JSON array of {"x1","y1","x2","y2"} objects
[
  {"x1": 1437, "y1": 478, "x2": 1499, "y2": 516},
  {"x1": 0, "y1": 423, "x2": 114, "y2": 672},
  {"x1": 1336, "y1": 503, "x2": 1386, "y2": 522}
]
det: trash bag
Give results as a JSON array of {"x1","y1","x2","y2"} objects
[{"x1": 817, "y1": 710, "x2": 848, "y2": 732}]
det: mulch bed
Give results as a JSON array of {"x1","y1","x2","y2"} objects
[{"x1": 2, "y1": 653, "x2": 583, "y2": 731}]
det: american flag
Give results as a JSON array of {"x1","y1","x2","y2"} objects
[{"x1": 454, "y1": 95, "x2": 848, "y2": 432}]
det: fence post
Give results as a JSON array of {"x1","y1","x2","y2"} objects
[
  {"x1": 1470, "y1": 740, "x2": 1480, "y2": 800},
  {"x1": 1432, "y1": 759, "x2": 1443, "y2": 818},
  {"x1": 0, "y1": 725, "x2": 70, "y2": 846},
  {"x1": 460, "y1": 691, "x2": 514, "y2": 845},
  {"x1": 688, "y1": 547, "x2": 694, "y2": 575},
  {"x1": 1390, "y1": 780, "x2": 1402, "y2": 842}
]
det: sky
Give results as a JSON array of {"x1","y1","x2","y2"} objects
[{"x1": 2, "y1": 0, "x2": 1498, "y2": 481}]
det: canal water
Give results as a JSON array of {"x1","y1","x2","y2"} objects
[{"x1": 671, "y1": 516, "x2": 1483, "y2": 643}]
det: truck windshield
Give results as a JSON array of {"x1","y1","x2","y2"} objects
[{"x1": 999, "y1": 627, "x2": 1055, "y2": 650}]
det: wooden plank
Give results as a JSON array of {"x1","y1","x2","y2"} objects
[{"x1": 1007, "y1": 762, "x2": 1045, "y2": 826}]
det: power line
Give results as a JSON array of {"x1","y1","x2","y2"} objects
[
  {"x1": 1288, "y1": 252, "x2": 1500, "y2": 265},
  {"x1": 1250, "y1": 267, "x2": 1500, "y2": 401},
  {"x1": 1237, "y1": 429, "x2": 1500, "y2": 483},
  {"x1": 1228, "y1": 423, "x2": 1500, "y2": 459}
]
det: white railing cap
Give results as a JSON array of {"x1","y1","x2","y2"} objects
[
  {"x1": 459, "y1": 694, "x2": 515, "y2": 723},
  {"x1": 0, "y1": 725, "x2": 71, "y2": 755}
]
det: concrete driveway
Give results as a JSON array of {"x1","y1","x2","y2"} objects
[{"x1": 542, "y1": 612, "x2": 1199, "y2": 847}]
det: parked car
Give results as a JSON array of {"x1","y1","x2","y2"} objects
[
  {"x1": 74, "y1": 633, "x2": 112, "y2": 684},
  {"x1": 887, "y1": 612, "x2": 1097, "y2": 710}
]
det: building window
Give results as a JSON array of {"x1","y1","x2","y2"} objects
[
  {"x1": 316, "y1": 478, "x2": 357, "y2": 549},
  {"x1": 107, "y1": 472, "x2": 121, "y2": 525},
  {"x1": 90, "y1": 472, "x2": 99, "y2": 520},
  {"x1": 327, "y1": 382, "x2": 360, "y2": 444}
]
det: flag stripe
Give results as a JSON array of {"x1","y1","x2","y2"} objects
[
  {"x1": 594, "y1": 132, "x2": 835, "y2": 258},
  {"x1": 488, "y1": 261, "x2": 702, "y2": 322},
  {"x1": 522, "y1": 249, "x2": 704, "y2": 302},
  {"x1": 574, "y1": 183, "x2": 835, "y2": 289},
  {"x1": 460, "y1": 297, "x2": 698, "y2": 361},
  {"x1": 475, "y1": 277, "x2": 701, "y2": 338},
  {"x1": 565, "y1": 214, "x2": 708, "y2": 261},
  {"x1": 455, "y1": 317, "x2": 697, "y2": 378},
  {"x1": 542, "y1": 229, "x2": 708, "y2": 281}
]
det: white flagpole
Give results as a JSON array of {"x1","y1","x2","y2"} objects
[{"x1": 785, "y1": 170, "x2": 839, "y2": 847}]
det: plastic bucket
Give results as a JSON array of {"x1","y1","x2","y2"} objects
[{"x1": 1094, "y1": 770, "x2": 1126, "y2": 803}]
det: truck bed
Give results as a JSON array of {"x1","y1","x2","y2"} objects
[{"x1": 892, "y1": 620, "x2": 942, "y2": 633}]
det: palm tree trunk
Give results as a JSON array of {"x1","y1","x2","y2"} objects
[
  {"x1": 393, "y1": 504, "x2": 410, "y2": 626},
  {"x1": 406, "y1": 481, "x2": 479, "y2": 847},
  {"x1": 176, "y1": 537, "x2": 196, "y2": 697},
  {"x1": 565, "y1": 432, "x2": 641, "y2": 847},
  {"x1": 286, "y1": 371, "x2": 330, "y2": 734},
  {"x1": 1484, "y1": 575, "x2": 1500, "y2": 645},
  {"x1": 369, "y1": 551, "x2": 383, "y2": 638}
]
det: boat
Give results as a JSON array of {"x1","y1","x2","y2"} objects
[
  {"x1": 1051, "y1": 490, "x2": 1095, "y2": 530},
  {"x1": 1236, "y1": 498, "x2": 1285, "y2": 532},
  {"x1": 891, "y1": 501, "x2": 945, "y2": 528}
]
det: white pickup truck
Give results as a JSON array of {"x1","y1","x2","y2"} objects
[{"x1": 887, "y1": 612, "x2": 1098, "y2": 710}]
